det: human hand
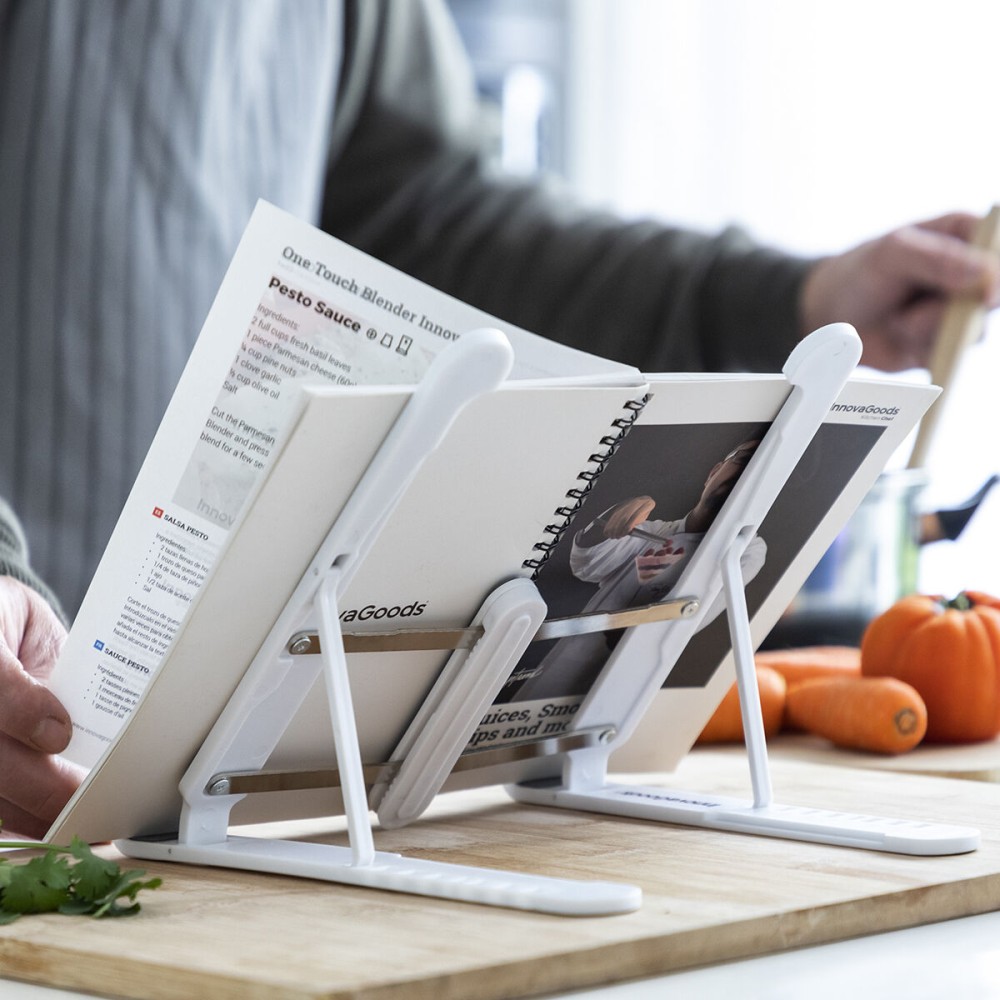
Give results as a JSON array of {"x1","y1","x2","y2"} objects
[
  {"x1": 635, "y1": 541, "x2": 686, "y2": 582},
  {"x1": 0, "y1": 577, "x2": 83, "y2": 838},
  {"x1": 799, "y1": 212, "x2": 1000, "y2": 371},
  {"x1": 602, "y1": 496, "x2": 656, "y2": 538}
]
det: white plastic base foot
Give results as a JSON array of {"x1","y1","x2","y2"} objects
[
  {"x1": 509, "y1": 780, "x2": 980, "y2": 856},
  {"x1": 116, "y1": 835, "x2": 642, "y2": 915}
]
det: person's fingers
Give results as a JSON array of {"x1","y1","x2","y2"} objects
[
  {"x1": 0, "y1": 578, "x2": 67, "y2": 682},
  {"x1": 874, "y1": 225, "x2": 998, "y2": 296},
  {"x1": 16, "y1": 594, "x2": 66, "y2": 681},
  {"x1": 858, "y1": 295, "x2": 955, "y2": 371},
  {"x1": 0, "y1": 642, "x2": 72, "y2": 753},
  {"x1": 914, "y1": 212, "x2": 981, "y2": 241},
  {"x1": 0, "y1": 797, "x2": 52, "y2": 841},
  {"x1": 891, "y1": 297, "x2": 948, "y2": 356},
  {"x1": 0, "y1": 734, "x2": 83, "y2": 835}
]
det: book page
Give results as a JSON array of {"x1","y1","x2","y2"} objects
[{"x1": 50, "y1": 200, "x2": 637, "y2": 768}]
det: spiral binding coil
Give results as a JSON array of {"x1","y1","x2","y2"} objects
[{"x1": 522, "y1": 394, "x2": 649, "y2": 574}]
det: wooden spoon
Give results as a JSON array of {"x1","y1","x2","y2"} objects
[{"x1": 908, "y1": 204, "x2": 1000, "y2": 469}]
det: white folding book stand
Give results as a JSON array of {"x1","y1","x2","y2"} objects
[
  {"x1": 118, "y1": 324, "x2": 979, "y2": 918},
  {"x1": 507, "y1": 329, "x2": 979, "y2": 857}
]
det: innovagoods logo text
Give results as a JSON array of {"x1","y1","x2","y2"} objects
[{"x1": 830, "y1": 403, "x2": 900, "y2": 417}]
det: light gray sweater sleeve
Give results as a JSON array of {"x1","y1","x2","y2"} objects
[
  {"x1": 321, "y1": 0, "x2": 814, "y2": 374},
  {"x1": 0, "y1": 497, "x2": 66, "y2": 622}
]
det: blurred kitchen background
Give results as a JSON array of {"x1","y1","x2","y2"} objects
[{"x1": 447, "y1": 0, "x2": 1000, "y2": 603}]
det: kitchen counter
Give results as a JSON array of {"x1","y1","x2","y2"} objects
[
  {"x1": 7, "y1": 911, "x2": 1000, "y2": 1000},
  {"x1": 2, "y1": 751, "x2": 998, "y2": 999}
]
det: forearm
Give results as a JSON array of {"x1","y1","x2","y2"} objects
[{"x1": 323, "y1": 0, "x2": 813, "y2": 374}]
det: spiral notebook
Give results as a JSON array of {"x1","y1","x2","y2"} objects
[{"x1": 380, "y1": 367, "x2": 932, "y2": 796}]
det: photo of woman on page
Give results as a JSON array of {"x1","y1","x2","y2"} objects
[{"x1": 502, "y1": 432, "x2": 768, "y2": 703}]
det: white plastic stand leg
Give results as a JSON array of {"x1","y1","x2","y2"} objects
[
  {"x1": 316, "y1": 573, "x2": 375, "y2": 866},
  {"x1": 724, "y1": 527, "x2": 773, "y2": 810}
]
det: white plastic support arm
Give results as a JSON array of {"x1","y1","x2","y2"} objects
[
  {"x1": 373, "y1": 577, "x2": 548, "y2": 829},
  {"x1": 723, "y1": 527, "x2": 772, "y2": 810},
  {"x1": 316, "y1": 572, "x2": 374, "y2": 866}
]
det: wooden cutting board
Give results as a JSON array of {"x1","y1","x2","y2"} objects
[
  {"x1": 764, "y1": 733, "x2": 1000, "y2": 782},
  {"x1": 3, "y1": 752, "x2": 1000, "y2": 1000}
]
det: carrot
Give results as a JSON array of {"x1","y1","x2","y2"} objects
[
  {"x1": 784, "y1": 676, "x2": 927, "y2": 754},
  {"x1": 696, "y1": 666, "x2": 786, "y2": 744},
  {"x1": 754, "y1": 645, "x2": 861, "y2": 688}
]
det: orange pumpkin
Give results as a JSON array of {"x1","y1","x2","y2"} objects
[{"x1": 860, "y1": 592, "x2": 1000, "y2": 743}]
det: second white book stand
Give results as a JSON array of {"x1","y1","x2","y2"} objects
[
  {"x1": 509, "y1": 328, "x2": 979, "y2": 857},
  {"x1": 117, "y1": 325, "x2": 979, "y2": 917}
]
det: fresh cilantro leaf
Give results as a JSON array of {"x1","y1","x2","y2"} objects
[
  {"x1": 67, "y1": 836, "x2": 121, "y2": 900},
  {"x1": 0, "y1": 836, "x2": 160, "y2": 921},
  {"x1": 2, "y1": 853, "x2": 73, "y2": 914},
  {"x1": 80, "y1": 869, "x2": 162, "y2": 919}
]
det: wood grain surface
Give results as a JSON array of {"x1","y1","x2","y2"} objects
[
  {"x1": 766, "y1": 731, "x2": 1000, "y2": 782},
  {"x1": 3, "y1": 752, "x2": 1000, "y2": 1000}
]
